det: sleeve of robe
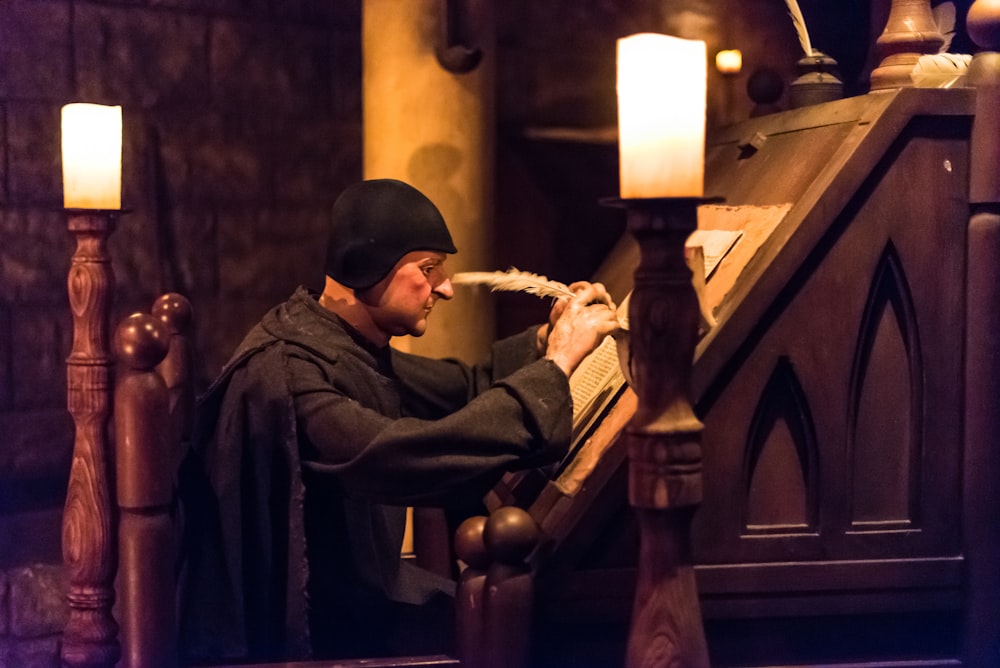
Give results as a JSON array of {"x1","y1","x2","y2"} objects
[{"x1": 292, "y1": 327, "x2": 573, "y2": 505}]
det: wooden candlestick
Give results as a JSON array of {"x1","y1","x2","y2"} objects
[
  {"x1": 620, "y1": 198, "x2": 709, "y2": 668},
  {"x1": 61, "y1": 210, "x2": 121, "y2": 668}
]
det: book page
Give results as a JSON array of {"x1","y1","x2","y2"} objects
[
  {"x1": 558, "y1": 229, "x2": 743, "y2": 484},
  {"x1": 565, "y1": 228, "x2": 744, "y2": 441},
  {"x1": 570, "y1": 334, "x2": 625, "y2": 436},
  {"x1": 550, "y1": 205, "x2": 793, "y2": 497},
  {"x1": 687, "y1": 229, "x2": 743, "y2": 279},
  {"x1": 562, "y1": 296, "x2": 630, "y2": 468}
]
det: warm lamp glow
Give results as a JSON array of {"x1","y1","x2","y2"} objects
[
  {"x1": 61, "y1": 103, "x2": 122, "y2": 210},
  {"x1": 617, "y1": 33, "x2": 706, "y2": 199},
  {"x1": 715, "y1": 49, "x2": 743, "y2": 74}
]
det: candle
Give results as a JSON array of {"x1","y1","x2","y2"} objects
[
  {"x1": 61, "y1": 103, "x2": 122, "y2": 210},
  {"x1": 617, "y1": 33, "x2": 706, "y2": 199},
  {"x1": 715, "y1": 49, "x2": 743, "y2": 75}
]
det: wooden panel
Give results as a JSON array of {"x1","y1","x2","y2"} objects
[
  {"x1": 516, "y1": 91, "x2": 978, "y2": 667},
  {"x1": 744, "y1": 357, "x2": 817, "y2": 533},
  {"x1": 536, "y1": 557, "x2": 964, "y2": 623},
  {"x1": 704, "y1": 94, "x2": 896, "y2": 207},
  {"x1": 694, "y1": 117, "x2": 969, "y2": 570},
  {"x1": 849, "y1": 244, "x2": 921, "y2": 528}
]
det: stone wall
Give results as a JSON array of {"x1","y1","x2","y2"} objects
[{"x1": 0, "y1": 564, "x2": 67, "y2": 668}]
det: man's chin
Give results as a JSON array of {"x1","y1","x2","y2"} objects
[{"x1": 404, "y1": 319, "x2": 429, "y2": 337}]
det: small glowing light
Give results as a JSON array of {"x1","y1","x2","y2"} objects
[
  {"x1": 715, "y1": 49, "x2": 743, "y2": 75},
  {"x1": 61, "y1": 103, "x2": 123, "y2": 210}
]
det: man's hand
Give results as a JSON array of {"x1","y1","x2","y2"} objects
[
  {"x1": 543, "y1": 282, "x2": 620, "y2": 377},
  {"x1": 536, "y1": 281, "x2": 614, "y2": 353}
]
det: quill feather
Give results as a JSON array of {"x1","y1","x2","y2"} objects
[
  {"x1": 785, "y1": 0, "x2": 816, "y2": 57},
  {"x1": 911, "y1": 53, "x2": 970, "y2": 88},
  {"x1": 452, "y1": 268, "x2": 576, "y2": 300},
  {"x1": 933, "y1": 1, "x2": 956, "y2": 53}
]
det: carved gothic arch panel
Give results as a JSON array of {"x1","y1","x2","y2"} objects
[
  {"x1": 847, "y1": 240, "x2": 923, "y2": 530},
  {"x1": 743, "y1": 356, "x2": 819, "y2": 534}
]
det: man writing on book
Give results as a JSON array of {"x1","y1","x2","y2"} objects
[{"x1": 179, "y1": 178, "x2": 620, "y2": 663}]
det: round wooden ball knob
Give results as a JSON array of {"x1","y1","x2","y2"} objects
[
  {"x1": 968, "y1": 1, "x2": 1000, "y2": 50},
  {"x1": 454, "y1": 515, "x2": 490, "y2": 570},
  {"x1": 747, "y1": 68, "x2": 784, "y2": 106},
  {"x1": 151, "y1": 292, "x2": 193, "y2": 335},
  {"x1": 115, "y1": 313, "x2": 169, "y2": 371},
  {"x1": 483, "y1": 506, "x2": 539, "y2": 565}
]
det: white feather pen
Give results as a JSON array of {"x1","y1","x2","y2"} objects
[
  {"x1": 451, "y1": 268, "x2": 576, "y2": 300},
  {"x1": 911, "y1": 53, "x2": 970, "y2": 88},
  {"x1": 933, "y1": 1, "x2": 957, "y2": 53},
  {"x1": 785, "y1": 0, "x2": 817, "y2": 57}
]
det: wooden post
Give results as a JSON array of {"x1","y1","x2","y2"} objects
[
  {"x1": 622, "y1": 199, "x2": 709, "y2": 668},
  {"x1": 114, "y1": 312, "x2": 176, "y2": 668},
  {"x1": 61, "y1": 210, "x2": 120, "y2": 668},
  {"x1": 454, "y1": 516, "x2": 489, "y2": 668},
  {"x1": 363, "y1": 0, "x2": 497, "y2": 363},
  {"x1": 481, "y1": 506, "x2": 539, "y2": 668},
  {"x1": 964, "y1": 3, "x2": 1000, "y2": 665}
]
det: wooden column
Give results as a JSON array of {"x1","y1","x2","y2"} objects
[
  {"x1": 964, "y1": 4, "x2": 1000, "y2": 665},
  {"x1": 61, "y1": 211, "x2": 120, "y2": 668},
  {"x1": 363, "y1": 0, "x2": 496, "y2": 364},
  {"x1": 623, "y1": 199, "x2": 709, "y2": 668},
  {"x1": 870, "y1": 0, "x2": 944, "y2": 90}
]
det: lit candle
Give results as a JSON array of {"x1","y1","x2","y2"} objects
[
  {"x1": 715, "y1": 49, "x2": 743, "y2": 75},
  {"x1": 61, "y1": 103, "x2": 122, "y2": 210},
  {"x1": 617, "y1": 33, "x2": 706, "y2": 199}
]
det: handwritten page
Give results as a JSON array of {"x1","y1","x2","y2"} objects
[
  {"x1": 559, "y1": 229, "x2": 744, "y2": 487},
  {"x1": 686, "y1": 229, "x2": 744, "y2": 279}
]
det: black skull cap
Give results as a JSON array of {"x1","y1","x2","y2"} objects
[{"x1": 324, "y1": 179, "x2": 457, "y2": 289}]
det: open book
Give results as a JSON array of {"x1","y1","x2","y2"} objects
[
  {"x1": 559, "y1": 228, "x2": 743, "y2": 471},
  {"x1": 485, "y1": 223, "x2": 755, "y2": 507}
]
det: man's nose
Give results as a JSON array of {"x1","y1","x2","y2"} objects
[{"x1": 433, "y1": 277, "x2": 454, "y2": 300}]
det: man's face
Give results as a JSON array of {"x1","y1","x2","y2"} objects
[{"x1": 360, "y1": 250, "x2": 454, "y2": 337}]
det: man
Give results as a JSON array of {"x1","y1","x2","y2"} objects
[{"x1": 178, "y1": 179, "x2": 619, "y2": 662}]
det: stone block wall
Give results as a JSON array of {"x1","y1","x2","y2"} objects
[{"x1": 0, "y1": 564, "x2": 68, "y2": 668}]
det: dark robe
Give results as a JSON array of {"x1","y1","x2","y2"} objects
[{"x1": 178, "y1": 287, "x2": 572, "y2": 662}]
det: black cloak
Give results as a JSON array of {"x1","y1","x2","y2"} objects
[{"x1": 178, "y1": 287, "x2": 572, "y2": 662}]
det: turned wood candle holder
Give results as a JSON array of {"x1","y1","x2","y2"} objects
[
  {"x1": 611, "y1": 196, "x2": 711, "y2": 668},
  {"x1": 61, "y1": 208, "x2": 122, "y2": 668}
]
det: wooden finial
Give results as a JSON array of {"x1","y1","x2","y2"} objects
[
  {"x1": 968, "y1": 0, "x2": 1000, "y2": 50},
  {"x1": 483, "y1": 506, "x2": 539, "y2": 565},
  {"x1": 870, "y1": 0, "x2": 945, "y2": 90},
  {"x1": 115, "y1": 313, "x2": 169, "y2": 371},
  {"x1": 151, "y1": 292, "x2": 193, "y2": 335},
  {"x1": 454, "y1": 515, "x2": 490, "y2": 570},
  {"x1": 150, "y1": 292, "x2": 195, "y2": 443}
]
